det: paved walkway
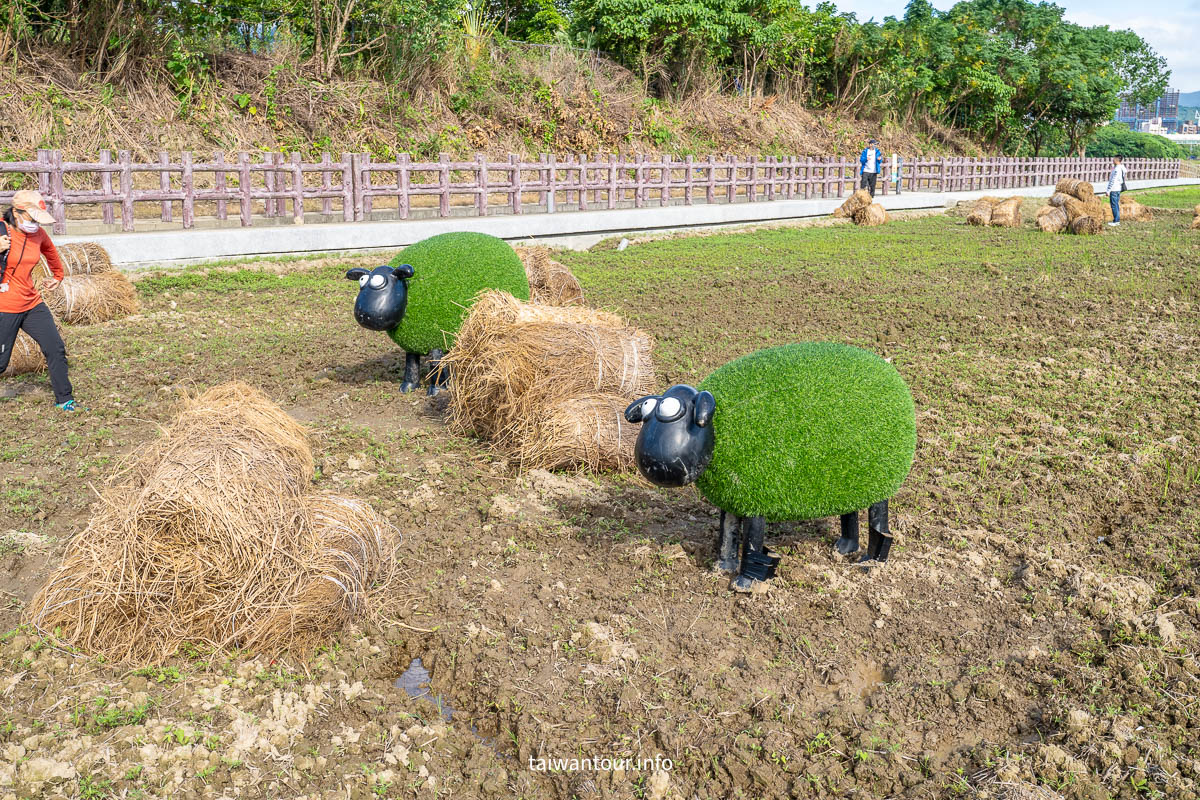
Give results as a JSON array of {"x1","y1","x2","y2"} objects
[{"x1": 58, "y1": 178, "x2": 1200, "y2": 268}]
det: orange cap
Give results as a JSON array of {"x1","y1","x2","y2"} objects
[{"x1": 11, "y1": 190, "x2": 54, "y2": 224}]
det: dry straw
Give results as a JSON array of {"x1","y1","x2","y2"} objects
[
  {"x1": 966, "y1": 199, "x2": 994, "y2": 226},
  {"x1": 444, "y1": 291, "x2": 656, "y2": 471},
  {"x1": 1069, "y1": 216, "x2": 1103, "y2": 236},
  {"x1": 34, "y1": 242, "x2": 113, "y2": 282},
  {"x1": 43, "y1": 271, "x2": 140, "y2": 324},
  {"x1": 515, "y1": 245, "x2": 585, "y2": 306},
  {"x1": 989, "y1": 197, "x2": 1023, "y2": 228},
  {"x1": 1, "y1": 330, "x2": 47, "y2": 376},
  {"x1": 832, "y1": 189, "x2": 872, "y2": 219},
  {"x1": 1055, "y1": 178, "x2": 1094, "y2": 201},
  {"x1": 1035, "y1": 205, "x2": 1068, "y2": 234},
  {"x1": 1193, "y1": 205, "x2": 1200, "y2": 230},
  {"x1": 27, "y1": 382, "x2": 398, "y2": 663},
  {"x1": 852, "y1": 203, "x2": 889, "y2": 226}
]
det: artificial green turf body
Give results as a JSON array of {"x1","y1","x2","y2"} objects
[
  {"x1": 386, "y1": 232, "x2": 530, "y2": 354},
  {"x1": 696, "y1": 343, "x2": 916, "y2": 521}
]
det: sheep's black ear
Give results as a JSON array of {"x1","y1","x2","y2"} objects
[
  {"x1": 624, "y1": 396, "x2": 657, "y2": 424},
  {"x1": 693, "y1": 391, "x2": 715, "y2": 428},
  {"x1": 346, "y1": 268, "x2": 369, "y2": 280},
  {"x1": 393, "y1": 264, "x2": 414, "y2": 280}
]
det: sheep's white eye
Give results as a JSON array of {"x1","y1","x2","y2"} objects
[
  {"x1": 358, "y1": 275, "x2": 369, "y2": 288},
  {"x1": 639, "y1": 398, "x2": 658, "y2": 419},
  {"x1": 656, "y1": 396, "x2": 684, "y2": 421},
  {"x1": 368, "y1": 274, "x2": 387, "y2": 289}
]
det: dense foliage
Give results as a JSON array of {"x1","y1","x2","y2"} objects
[
  {"x1": 1084, "y1": 126, "x2": 1188, "y2": 160},
  {"x1": 4, "y1": 0, "x2": 1171, "y2": 156}
]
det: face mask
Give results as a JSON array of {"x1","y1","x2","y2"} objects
[{"x1": 17, "y1": 221, "x2": 38, "y2": 234}]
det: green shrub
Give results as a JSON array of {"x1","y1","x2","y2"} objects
[
  {"x1": 697, "y1": 343, "x2": 916, "y2": 521},
  {"x1": 386, "y1": 232, "x2": 529, "y2": 354}
]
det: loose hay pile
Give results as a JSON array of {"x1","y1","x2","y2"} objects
[
  {"x1": 852, "y1": 203, "x2": 889, "y2": 226},
  {"x1": 832, "y1": 189, "x2": 872, "y2": 219},
  {"x1": 43, "y1": 270, "x2": 140, "y2": 324},
  {"x1": 1105, "y1": 196, "x2": 1152, "y2": 222},
  {"x1": 27, "y1": 382, "x2": 397, "y2": 663},
  {"x1": 514, "y1": 245, "x2": 585, "y2": 306},
  {"x1": 1, "y1": 330, "x2": 47, "y2": 377},
  {"x1": 444, "y1": 291, "x2": 655, "y2": 471}
]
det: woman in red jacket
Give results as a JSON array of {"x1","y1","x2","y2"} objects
[{"x1": 0, "y1": 190, "x2": 77, "y2": 411}]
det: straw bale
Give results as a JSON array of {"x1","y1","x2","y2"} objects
[
  {"x1": 444, "y1": 291, "x2": 655, "y2": 471},
  {"x1": 1191, "y1": 215, "x2": 1200, "y2": 230},
  {"x1": 966, "y1": 200, "x2": 993, "y2": 226},
  {"x1": 1062, "y1": 196, "x2": 1105, "y2": 223},
  {"x1": 515, "y1": 245, "x2": 585, "y2": 306},
  {"x1": 989, "y1": 197, "x2": 1023, "y2": 228},
  {"x1": 513, "y1": 394, "x2": 640, "y2": 471},
  {"x1": 1048, "y1": 192, "x2": 1073, "y2": 208},
  {"x1": 833, "y1": 189, "x2": 872, "y2": 219},
  {"x1": 1055, "y1": 178, "x2": 1094, "y2": 201},
  {"x1": 26, "y1": 382, "x2": 396, "y2": 663},
  {"x1": 1035, "y1": 206, "x2": 1067, "y2": 233},
  {"x1": 852, "y1": 203, "x2": 889, "y2": 226},
  {"x1": 1069, "y1": 216, "x2": 1103, "y2": 236},
  {"x1": 43, "y1": 271, "x2": 139, "y2": 324},
  {"x1": 1, "y1": 330, "x2": 47, "y2": 376}
]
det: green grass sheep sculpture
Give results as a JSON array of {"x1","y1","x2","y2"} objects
[
  {"x1": 624, "y1": 343, "x2": 916, "y2": 591},
  {"x1": 347, "y1": 232, "x2": 529, "y2": 394}
]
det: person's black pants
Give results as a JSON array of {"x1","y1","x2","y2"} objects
[
  {"x1": 861, "y1": 172, "x2": 878, "y2": 197},
  {"x1": 0, "y1": 303, "x2": 73, "y2": 403}
]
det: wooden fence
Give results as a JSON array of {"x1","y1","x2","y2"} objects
[{"x1": 0, "y1": 150, "x2": 1181, "y2": 234}]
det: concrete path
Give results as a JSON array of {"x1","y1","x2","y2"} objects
[{"x1": 57, "y1": 178, "x2": 1200, "y2": 268}]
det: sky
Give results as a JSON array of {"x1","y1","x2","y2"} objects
[{"x1": 831, "y1": 0, "x2": 1200, "y2": 95}]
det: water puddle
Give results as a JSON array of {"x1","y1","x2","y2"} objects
[{"x1": 394, "y1": 657, "x2": 455, "y2": 722}]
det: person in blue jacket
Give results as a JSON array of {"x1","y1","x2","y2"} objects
[{"x1": 859, "y1": 138, "x2": 883, "y2": 197}]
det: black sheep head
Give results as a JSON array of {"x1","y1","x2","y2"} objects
[
  {"x1": 624, "y1": 384, "x2": 716, "y2": 488},
  {"x1": 346, "y1": 264, "x2": 415, "y2": 332}
]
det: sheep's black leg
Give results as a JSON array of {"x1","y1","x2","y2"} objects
[
  {"x1": 399, "y1": 352, "x2": 421, "y2": 393},
  {"x1": 835, "y1": 511, "x2": 860, "y2": 555},
  {"x1": 715, "y1": 511, "x2": 741, "y2": 573},
  {"x1": 426, "y1": 348, "x2": 449, "y2": 396},
  {"x1": 732, "y1": 516, "x2": 779, "y2": 592},
  {"x1": 859, "y1": 499, "x2": 893, "y2": 566}
]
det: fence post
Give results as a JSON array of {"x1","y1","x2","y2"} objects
[
  {"x1": 705, "y1": 156, "x2": 715, "y2": 204},
  {"x1": 726, "y1": 155, "x2": 736, "y2": 203},
  {"x1": 608, "y1": 155, "x2": 617, "y2": 210},
  {"x1": 319, "y1": 153, "x2": 333, "y2": 217},
  {"x1": 577, "y1": 154, "x2": 588, "y2": 211},
  {"x1": 398, "y1": 153, "x2": 411, "y2": 220},
  {"x1": 289, "y1": 152, "x2": 303, "y2": 225},
  {"x1": 47, "y1": 150, "x2": 66, "y2": 234},
  {"x1": 341, "y1": 152, "x2": 355, "y2": 222},
  {"x1": 159, "y1": 151, "x2": 172, "y2": 223},
  {"x1": 634, "y1": 155, "x2": 644, "y2": 208},
  {"x1": 476, "y1": 153, "x2": 489, "y2": 216},
  {"x1": 361, "y1": 153, "x2": 375, "y2": 218},
  {"x1": 685, "y1": 155, "x2": 694, "y2": 206},
  {"x1": 439, "y1": 153, "x2": 450, "y2": 217},
  {"x1": 118, "y1": 150, "x2": 134, "y2": 232},
  {"x1": 239, "y1": 152, "x2": 253, "y2": 226},
  {"x1": 263, "y1": 153, "x2": 276, "y2": 217},
  {"x1": 660, "y1": 155, "x2": 670, "y2": 207},
  {"x1": 547, "y1": 153, "x2": 557, "y2": 213},
  {"x1": 748, "y1": 156, "x2": 758, "y2": 202},
  {"x1": 350, "y1": 153, "x2": 364, "y2": 221},
  {"x1": 510, "y1": 154, "x2": 523, "y2": 215},
  {"x1": 99, "y1": 150, "x2": 115, "y2": 226},
  {"x1": 36, "y1": 149, "x2": 50, "y2": 197},
  {"x1": 181, "y1": 151, "x2": 195, "y2": 229},
  {"x1": 214, "y1": 152, "x2": 228, "y2": 221}
]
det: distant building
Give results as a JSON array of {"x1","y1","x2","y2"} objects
[
  {"x1": 1116, "y1": 90, "x2": 1181, "y2": 133},
  {"x1": 1182, "y1": 121, "x2": 1199, "y2": 135}
]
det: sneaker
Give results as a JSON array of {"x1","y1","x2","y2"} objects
[
  {"x1": 1107, "y1": 222, "x2": 1119, "y2": 227},
  {"x1": 54, "y1": 399, "x2": 81, "y2": 412}
]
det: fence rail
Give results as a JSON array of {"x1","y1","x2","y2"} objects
[{"x1": 0, "y1": 150, "x2": 1181, "y2": 234}]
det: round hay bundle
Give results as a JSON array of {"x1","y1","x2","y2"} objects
[
  {"x1": 852, "y1": 203, "x2": 889, "y2": 227},
  {"x1": 1069, "y1": 216, "x2": 1103, "y2": 236},
  {"x1": 1048, "y1": 192, "x2": 1073, "y2": 208},
  {"x1": 26, "y1": 382, "x2": 396, "y2": 663},
  {"x1": 1194, "y1": 205, "x2": 1200, "y2": 216},
  {"x1": 989, "y1": 197, "x2": 1023, "y2": 228},
  {"x1": 1, "y1": 330, "x2": 47, "y2": 376},
  {"x1": 833, "y1": 189, "x2": 872, "y2": 219},
  {"x1": 33, "y1": 243, "x2": 113, "y2": 283},
  {"x1": 444, "y1": 291, "x2": 656, "y2": 468},
  {"x1": 1055, "y1": 178, "x2": 1094, "y2": 201},
  {"x1": 515, "y1": 245, "x2": 585, "y2": 306},
  {"x1": 1054, "y1": 178, "x2": 1080, "y2": 195},
  {"x1": 1035, "y1": 206, "x2": 1068, "y2": 233},
  {"x1": 966, "y1": 200, "x2": 994, "y2": 226},
  {"x1": 513, "y1": 394, "x2": 639, "y2": 471},
  {"x1": 1117, "y1": 197, "x2": 1152, "y2": 222},
  {"x1": 1191, "y1": 215, "x2": 1200, "y2": 230},
  {"x1": 44, "y1": 271, "x2": 139, "y2": 325},
  {"x1": 1062, "y1": 196, "x2": 1106, "y2": 224}
]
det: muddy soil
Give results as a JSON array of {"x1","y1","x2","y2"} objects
[{"x1": 1, "y1": 214, "x2": 1198, "y2": 800}]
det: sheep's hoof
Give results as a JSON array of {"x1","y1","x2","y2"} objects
[
  {"x1": 834, "y1": 535, "x2": 859, "y2": 556},
  {"x1": 399, "y1": 380, "x2": 418, "y2": 393},
  {"x1": 426, "y1": 383, "x2": 444, "y2": 397},
  {"x1": 713, "y1": 556, "x2": 739, "y2": 574}
]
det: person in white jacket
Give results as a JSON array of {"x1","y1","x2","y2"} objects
[{"x1": 1106, "y1": 155, "x2": 1126, "y2": 227}]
